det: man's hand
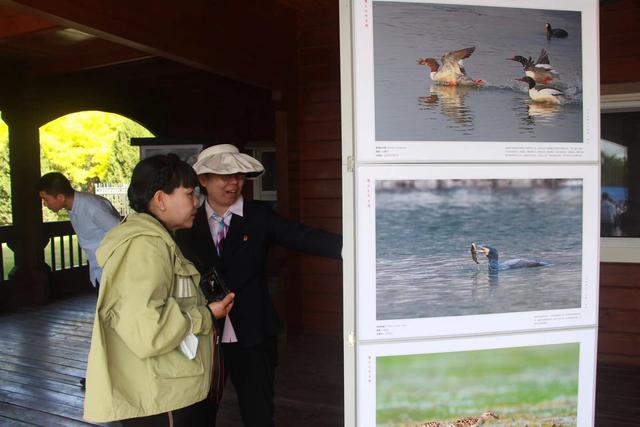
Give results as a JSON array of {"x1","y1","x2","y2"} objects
[{"x1": 208, "y1": 293, "x2": 235, "y2": 319}]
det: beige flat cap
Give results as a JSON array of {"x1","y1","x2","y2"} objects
[{"x1": 193, "y1": 144, "x2": 264, "y2": 178}]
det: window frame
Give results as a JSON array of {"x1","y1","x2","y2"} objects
[
  {"x1": 249, "y1": 145, "x2": 277, "y2": 202},
  {"x1": 600, "y1": 90, "x2": 640, "y2": 263}
]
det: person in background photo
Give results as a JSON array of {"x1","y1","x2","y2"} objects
[
  {"x1": 175, "y1": 144, "x2": 342, "y2": 427},
  {"x1": 83, "y1": 154, "x2": 235, "y2": 426},
  {"x1": 37, "y1": 171, "x2": 121, "y2": 390},
  {"x1": 601, "y1": 192, "x2": 618, "y2": 237}
]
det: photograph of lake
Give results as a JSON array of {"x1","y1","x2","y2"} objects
[
  {"x1": 373, "y1": 1, "x2": 583, "y2": 142},
  {"x1": 375, "y1": 179, "x2": 583, "y2": 320}
]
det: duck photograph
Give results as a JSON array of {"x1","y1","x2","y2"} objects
[
  {"x1": 375, "y1": 178, "x2": 583, "y2": 321},
  {"x1": 372, "y1": 1, "x2": 582, "y2": 142},
  {"x1": 376, "y1": 343, "x2": 580, "y2": 427}
]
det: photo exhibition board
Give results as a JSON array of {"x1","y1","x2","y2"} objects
[
  {"x1": 357, "y1": 329, "x2": 597, "y2": 427},
  {"x1": 353, "y1": 0, "x2": 599, "y2": 162},
  {"x1": 356, "y1": 163, "x2": 599, "y2": 341},
  {"x1": 340, "y1": 0, "x2": 601, "y2": 425}
]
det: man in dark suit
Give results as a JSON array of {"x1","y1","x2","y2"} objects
[{"x1": 174, "y1": 144, "x2": 342, "y2": 426}]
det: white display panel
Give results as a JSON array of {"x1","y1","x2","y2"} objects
[
  {"x1": 357, "y1": 164, "x2": 599, "y2": 340},
  {"x1": 353, "y1": 0, "x2": 599, "y2": 162},
  {"x1": 357, "y1": 329, "x2": 597, "y2": 427}
]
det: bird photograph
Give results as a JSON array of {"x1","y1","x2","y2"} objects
[
  {"x1": 506, "y1": 48, "x2": 560, "y2": 85},
  {"x1": 415, "y1": 410, "x2": 499, "y2": 427},
  {"x1": 414, "y1": 410, "x2": 499, "y2": 427},
  {"x1": 515, "y1": 76, "x2": 566, "y2": 105},
  {"x1": 376, "y1": 178, "x2": 582, "y2": 321},
  {"x1": 417, "y1": 47, "x2": 485, "y2": 87},
  {"x1": 372, "y1": 2, "x2": 582, "y2": 142},
  {"x1": 471, "y1": 243, "x2": 551, "y2": 272},
  {"x1": 376, "y1": 343, "x2": 579, "y2": 427},
  {"x1": 545, "y1": 22, "x2": 569, "y2": 40}
]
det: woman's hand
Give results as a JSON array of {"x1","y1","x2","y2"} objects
[{"x1": 208, "y1": 293, "x2": 235, "y2": 319}]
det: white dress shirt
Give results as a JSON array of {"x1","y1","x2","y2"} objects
[
  {"x1": 205, "y1": 196, "x2": 244, "y2": 343},
  {"x1": 69, "y1": 191, "x2": 121, "y2": 286}
]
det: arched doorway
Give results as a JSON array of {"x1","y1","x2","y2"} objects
[
  {"x1": 37, "y1": 111, "x2": 153, "y2": 285},
  {"x1": 40, "y1": 111, "x2": 153, "y2": 221}
]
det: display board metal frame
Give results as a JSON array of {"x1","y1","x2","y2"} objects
[{"x1": 340, "y1": 0, "x2": 600, "y2": 426}]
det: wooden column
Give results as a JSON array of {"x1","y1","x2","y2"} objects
[{"x1": 4, "y1": 97, "x2": 50, "y2": 305}]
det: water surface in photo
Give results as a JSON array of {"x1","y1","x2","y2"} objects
[
  {"x1": 376, "y1": 180, "x2": 582, "y2": 320},
  {"x1": 374, "y1": 2, "x2": 583, "y2": 141}
]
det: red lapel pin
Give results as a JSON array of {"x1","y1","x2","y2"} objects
[{"x1": 243, "y1": 234, "x2": 249, "y2": 242}]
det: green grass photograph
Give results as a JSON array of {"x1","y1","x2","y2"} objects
[{"x1": 377, "y1": 343, "x2": 579, "y2": 427}]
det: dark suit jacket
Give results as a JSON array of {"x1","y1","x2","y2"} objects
[{"x1": 175, "y1": 200, "x2": 342, "y2": 347}]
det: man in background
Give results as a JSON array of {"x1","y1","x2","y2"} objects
[{"x1": 37, "y1": 171, "x2": 121, "y2": 388}]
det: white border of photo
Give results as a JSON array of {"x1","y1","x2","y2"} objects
[
  {"x1": 356, "y1": 328, "x2": 597, "y2": 427},
  {"x1": 352, "y1": 0, "x2": 600, "y2": 163},
  {"x1": 356, "y1": 164, "x2": 599, "y2": 341}
]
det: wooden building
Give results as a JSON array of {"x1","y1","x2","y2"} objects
[
  {"x1": 0, "y1": 0, "x2": 638, "y2": 425},
  {"x1": 0, "y1": 0, "x2": 343, "y2": 338}
]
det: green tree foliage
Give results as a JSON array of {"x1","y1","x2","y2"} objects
[
  {"x1": 601, "y1": 151, "x2": 626, "y2": 187},
  {"x1": 40, "y1": 111, "x2": 150, "y2": 189},
  {"x1": 0, "y1": 117, "x2": 12, "y2": 224},
  {"x1": 0, "y1": 110, "x2": 152, "y2": 225},
  {"x1": 39, "y1": 111, "x2": 151, "y2": 222},
  {"x1": 104, "y1": 120, "x2": 146, "y2": 184}
]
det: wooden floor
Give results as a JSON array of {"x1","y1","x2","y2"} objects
[
  {"x1": 0, "y1": 294, "x2": 639, "y2": 426},
  {"x1": 0, "y1": 293, "x2": 343, "y2": 426}
]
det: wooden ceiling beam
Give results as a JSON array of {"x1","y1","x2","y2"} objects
[
  {"x1": 0, "y1": 0, "x2": 297, "y2": 90},
  {"x1": 0, "y1": 7, "x2": 58, "y2": 40},
  {"x1": 31, "y1": 44, "x2": 153, "y2": 75}
]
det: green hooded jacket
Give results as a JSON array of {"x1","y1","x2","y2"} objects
[{"x1": 83, "y1": 213, "x2": 213, "y2": 422}]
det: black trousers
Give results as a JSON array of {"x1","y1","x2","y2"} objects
[
  {"x1": 223, "y1": 336, "x2": 278, "y2": 427},
  {"x1": 119, "y1": 397, "x2": 214, "y2": 426}
]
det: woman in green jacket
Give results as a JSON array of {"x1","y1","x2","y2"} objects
[{"x1": 83, "y1": 154, "x2": 235, "y2": 425}]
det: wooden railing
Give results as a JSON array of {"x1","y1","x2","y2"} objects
[
  {"x1": 0, "y1": 221, "x2": 87, "y2": 281},
  {"x1": 42, "y1": 221, "x2": 87, "y2": 271}
]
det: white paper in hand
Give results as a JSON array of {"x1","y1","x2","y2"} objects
[
  {"x1": 179, "y1": 333, "x2": 198, "y2": 360},
  {"x1": 179, "y1": 312, "x2": 198, "y2": 359}
]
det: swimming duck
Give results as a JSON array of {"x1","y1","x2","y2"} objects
[
  {"x1": 545, "y1": 23, "x2": 568, "y2": 40},
  {"x1": 472, "y1": 243, "x2": 550, "y2": 272},
  {"x1": 418, "y1": 46, "x2": 485, "y2": 86},
  {"x1": 507, "y1": 48, "x2": 559, "y2": 84},
  {"x1": 515, "y1": 76, "x2": 565, "y2": 105}
]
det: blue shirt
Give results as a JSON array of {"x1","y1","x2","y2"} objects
[{"x1": 69, "y1": 191, "x2": 121, "y2": 286}]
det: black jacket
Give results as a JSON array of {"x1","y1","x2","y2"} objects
[{"x1": 175, "y1": 200, "x2": 342, "y2": 347}]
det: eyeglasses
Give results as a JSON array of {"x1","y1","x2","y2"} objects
[{"x1": 216, "y1": 173, "x2": 245, "y2": 182}]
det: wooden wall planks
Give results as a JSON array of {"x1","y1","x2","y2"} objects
[
  {"x1": 295, "y1": 2, "x2": 343, "y2": 336},
  {"x1": 600, "y1": 0, "x2": 640, "y2": 84},
  {"x1": 599, "y1": 263, "x2": 640, "y2": 365}
]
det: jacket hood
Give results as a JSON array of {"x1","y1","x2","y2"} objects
[{"x1": 97, "y1": 213, "x2": 175, "y2": 268}]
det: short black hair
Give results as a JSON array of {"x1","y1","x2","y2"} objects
[
  {"x1": 37, "y1": 172, "x2": 74, "y2": 196},
  {"x1": 128, "y1": 154, "x2": 199, "y2": 214}
]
